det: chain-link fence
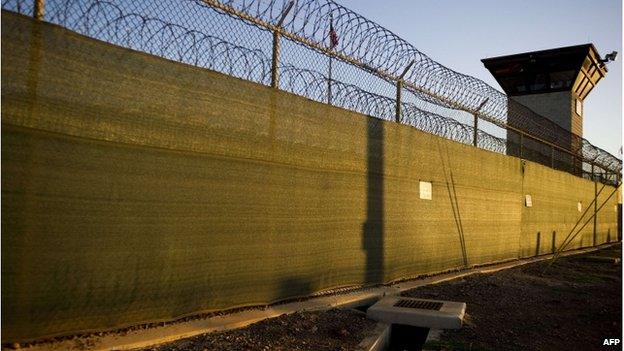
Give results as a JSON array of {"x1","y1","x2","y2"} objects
[{"x1": 3, "y1": 0, "x2": 621, "y2": 185}]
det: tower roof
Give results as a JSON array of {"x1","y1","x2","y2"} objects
[{"x1": 481, "y1": 44, "x2": 607, "y2": 100}]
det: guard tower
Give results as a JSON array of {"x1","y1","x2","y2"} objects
[{"x1": 481, "y1": 44, "x2": 608, "y2": 169}]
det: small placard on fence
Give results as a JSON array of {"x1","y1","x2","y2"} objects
[
  {"x1": 525, "y1": 194, "x2": 532, "y2": 207},
  {"x1": 420, "y1": 181, "x2": 432, "y2": 200}
]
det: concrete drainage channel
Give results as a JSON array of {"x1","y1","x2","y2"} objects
[{"x1": 354, "y1": 296, "x2": 466, "y2": 351}]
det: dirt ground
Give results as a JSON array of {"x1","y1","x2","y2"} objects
[
  {"x1": 403, "y1": 244, "x2": 622, "y2": 351},
  {"x1": 144, "y1": 245, "x2": 621, "y2": 351},
  {"x1": 142, "y1": 309, "x2": 377, "y2": 351}
]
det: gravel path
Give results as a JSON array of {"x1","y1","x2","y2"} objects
[
  {"x1": 142, "y1": 309, "x2": 377, "y2": 351},
  {"x1": 403, "y1": 244, "x2": 622, "y2": 351}
]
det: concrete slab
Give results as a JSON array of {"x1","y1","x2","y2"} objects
[
  {"x1": 356, "y1": 323, "x2": 391, "y2": 351},
  {"x1": 367, "y1": 296, "x2": 466, "y2": 329},
  {"x1": 422, "y1": 328, "x2": 443, "y2": 351}
]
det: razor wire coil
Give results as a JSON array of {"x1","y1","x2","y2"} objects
[{"x1": 2, "y1": 0, "x2": 620, "y2": 184}]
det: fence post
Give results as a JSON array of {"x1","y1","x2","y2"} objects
[
  {"x1": 473, "y1": 115, "x2": 478, "y2": 147},
  {"x1": 395, "y1": 60, "x2": 415, "y2": 123},
  {"x1": 33, "y1": 0, "x2": 45, "y2": 19},
  {"x1": 472, "y1": 98, "x2": 489, "y2": 147},
  {"x1": 591, "y1": 163, "x2": 595, "y2": 181},
  {"x1": 519, "y1": 132, "x2": 524, "y2": 159},
  {"x1": 270, "y1": 1, "x2": 294, "y2": 89},
  {"x1": 395, "y1": 80, "x2": 402, "y2": 123},
  {"x1": 551, "y1": 231, "x2": 556, "y2": 254},
  {"x1": 592, "y1": 163, "x2": 597, "y2": 246},
  {"x1": 271, "y1": 32, "x2": 280, "y2": 88},
  {"x1": 328, "y1": 55, "x2": 333, "y2": 105}
]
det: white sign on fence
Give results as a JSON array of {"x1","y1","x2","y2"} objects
[
  {"x1": 525, "y1": 194, "x2": 532, "y2": 207},
  {"x1": 419, "y1": 181, "x2": 432, "y2": 200}
]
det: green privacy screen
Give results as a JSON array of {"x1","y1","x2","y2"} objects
[{"x1": 1, "y1": 11, "x2": 619, "y2": 342}]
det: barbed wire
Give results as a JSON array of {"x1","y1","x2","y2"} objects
[
  {"x1": 194, "y1": 0, "x2": 620, "y2": 175},
  {"x1": 280, "y1": 64, "x2": 508, "y2": 154},
  {"x1": 2, "y1": 0, "x2": 620, "y2": 183}
]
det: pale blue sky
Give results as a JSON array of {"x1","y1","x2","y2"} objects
[{"x1": 340, "y1": 0, "x2": 622, "y2": 156}]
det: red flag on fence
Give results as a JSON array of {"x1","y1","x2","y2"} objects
[{"x1": 329, "y1": 17, "x2": 339, "y2": 49}]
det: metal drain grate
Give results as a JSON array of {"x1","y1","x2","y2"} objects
[{"x1": 393, "y1": 299, "x2": 443, "y2": 311}]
